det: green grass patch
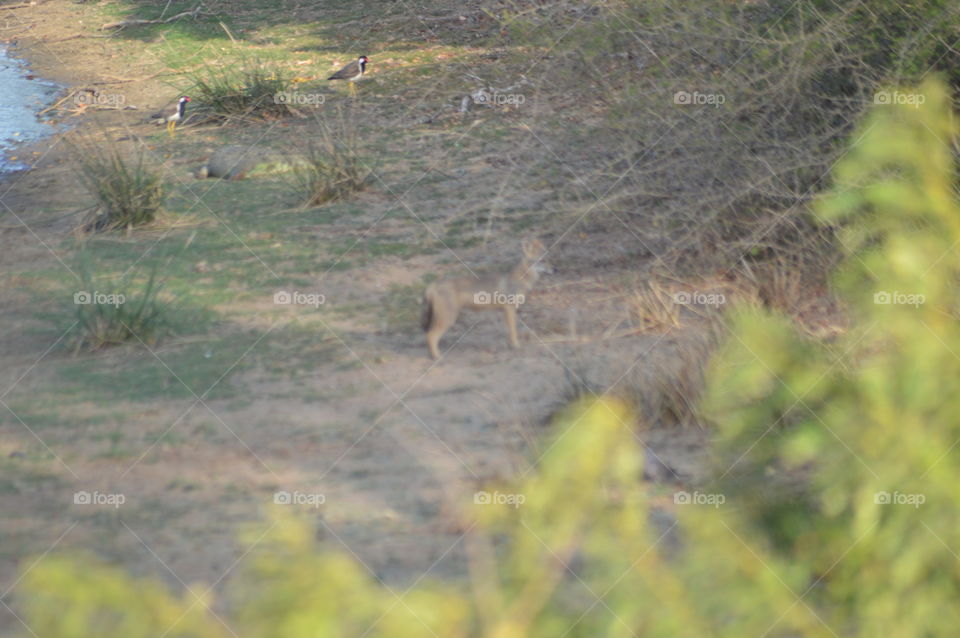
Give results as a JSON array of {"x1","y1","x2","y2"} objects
[
  {"x1": 47, "y1": 322, "x2": 344, "y2": 404},
  {"x1": 54, "y1": 331, "x2": 261, "y2": 402},
  {"x1": 67, "y1": 254, "x2": 185, "y2": 353}
]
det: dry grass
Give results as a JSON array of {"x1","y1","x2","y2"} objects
[
  {"x1": 291, "y1": 109, "x2": 372, "y2": 207},
  {"x1": 188, "y1": 58, "x2": 296, "y2": 122},
  {"x1": 69, "y1": 257, "x2": 172, "y2": 353},
  {"x1": 510, "y1": 0, "x2": 960, "y2": 276},
  {"x1": 69, "y1": 136, "x2": 167, "y2": 233},
  {"x1": 628, "y1": 280, "x2": 681, "y2": 333}
]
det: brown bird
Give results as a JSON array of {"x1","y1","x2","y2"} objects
[{"x1": 328, "y1": 56, "x2": 368, "y2": 97}]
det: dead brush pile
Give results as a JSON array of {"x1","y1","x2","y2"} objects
[{"x1": 497, "y1": 0, "x2": 960, "y2": 276}]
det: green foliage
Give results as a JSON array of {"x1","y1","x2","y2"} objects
[
  {"x1": 705, "y1": 77, "x2": 960, "y2": 635},
  {"x1": 71, "y1": 137, "x2": 167, "y2": 232},
  {"x1": 231, "y1": 520, "x2": 468, "y2": 637},
  {"x1": 17, "y1": 555, "x2": 226, "y2": 638},
  {"x1": 13, "y1": 77, "x2": 960, "y2": 635}
]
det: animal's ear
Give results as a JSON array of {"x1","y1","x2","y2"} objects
[{"x1": 523, "y1": 238, "x2": 545, "y2": 256}]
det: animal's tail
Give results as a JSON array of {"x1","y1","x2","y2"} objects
[{"x1": 421, "y1": 286, "x2": 435, "y2": 332}]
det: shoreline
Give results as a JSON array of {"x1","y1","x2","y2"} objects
[
  {"x1": 0, "y1": 2, "x2": 174, "y2": 207},
  {"x1": 0, "y1": 43, "x2": 64, "y2": 174},
  {"x1": 0, "y1": 6, "x2": 96, "y2": 188}
]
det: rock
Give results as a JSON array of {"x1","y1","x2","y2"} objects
[{"x1": 194, "y1": 145, "x2": 288, "y2": 180}]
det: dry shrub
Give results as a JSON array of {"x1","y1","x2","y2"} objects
[
  {"x1": 627, "y1": 280, "x2": 680, "y2": 333},
  {"x1": 292, "y1": 108, "x2": 372, "y2": 206},
  {"x1": 504, "y1": 0, "x2": 960, "y2": 275},
  {"x1": 620, "y1": 331, "x2": 717, "y2": 427},
  {"x1": 188, "y1": 58, "x2": 296, "y2": 122},
  {"x1": 69, "y1": 135, "x2": 167, "y2": 233},
  {"x1": 739, "y1": 257, "x2": 805, "y2": 316},
  {"x1": 727, "y1": 253, "x2": 847, "y2": 339}
]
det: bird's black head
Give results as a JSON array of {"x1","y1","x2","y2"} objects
[{"x1": 179, "y1": 96, "x2": 191, "y2": 103}]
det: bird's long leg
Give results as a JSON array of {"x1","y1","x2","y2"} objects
[
  {"x1": 349, "y1": 82, "x2": 357, "y2": 99},
  {"x1": 167, "y1": 121, "x2": 176, "y2": 138}
]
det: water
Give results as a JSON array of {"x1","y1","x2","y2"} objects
[{"x1": 0, "y1": 46, "x2": 60, "y2": 174}]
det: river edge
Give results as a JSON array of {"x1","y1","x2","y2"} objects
[
  {"x1": 0, "y1": 44, "x2": 62, "y2": 173},
  {"x1": 0, "y1": 2, "x2": 186, "y2": 226}
]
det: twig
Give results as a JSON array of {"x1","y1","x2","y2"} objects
[
  {"x1": 418, "y1": 14, "x2": 468, "y2": 22},
  {"x1": 45, "y1": 33, "x2": 114, "y2": 43},
  {"x1": 219, "y1": 20, "x2": 237, "y2": 44},
  {"x1": 37, "y1": 90, "x2": 77, "y2": 116},
  {"x1": 100, "y1": 4, "x2": 208, "y2": 31},
  {"x1": 91, "y1": 71, "x2": 167, "y2": 85},
  {"x1": 82, "y1": 104, "x2": 139, "y2": 111}
]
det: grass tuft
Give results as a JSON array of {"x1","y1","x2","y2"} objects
[
  {"x1": 188, "y1": 58, "x2": 296, "y2": 121},
  {"x1": 69, "y1": 255, "x2": 175, "y2": 353},
  {"x1": 291, "y1": 109, "x2": 372, "y2": 207},
  {"x1": 628, "y1": 280, "x2": 681, "y2": 333},
  {"x1": 70, "y1": 136, "x2": 167, "y2": 233}
]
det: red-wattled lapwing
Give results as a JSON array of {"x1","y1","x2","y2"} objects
[
  {"x1": 150, "y1": 96, "x2": 190, "y2": 138},
  {"x1": 328, "y1": 56, "x2": 368, "y2": 97}
]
